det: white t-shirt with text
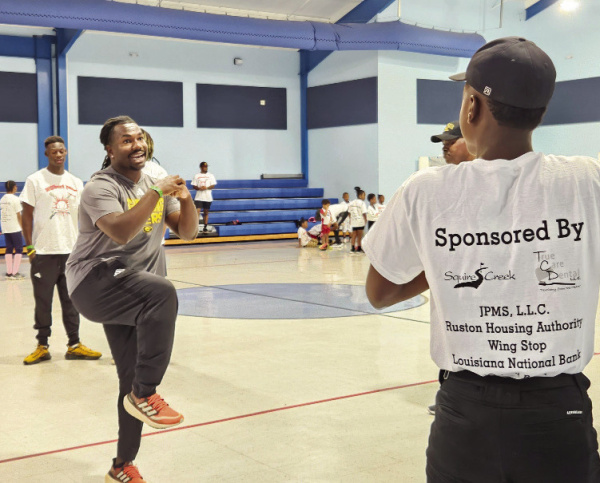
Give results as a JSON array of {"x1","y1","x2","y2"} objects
[
  {"x1": 192, "y1": 172, "x2": 217, "y2": 202},
  {"x1": 0, "y1": 193, "x2": 22, "y2": 233},
  {"x1": 363, "y1": 152, "x2": 600, "y2": 379},
  {"x1": 348, "y1": 199, "x2": 367, "y2": 228},
  {"x1": 20, "y1": 169, "x2": 83, "y2": 254}
]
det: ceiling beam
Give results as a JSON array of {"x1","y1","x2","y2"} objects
[{"x1": 526, "y1": 0, "x2": 560, "y2": 20}]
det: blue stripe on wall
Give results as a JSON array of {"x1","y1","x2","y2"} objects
[
  {"x1": 542, "y1": 77, "x2": 600, "y2": 126},
  {"x1": 0, "y1": 72, "x2": 37, "y2": 123},
  {"x1": 307, "y1": 77, "x2": 377, "y2": 129},
  {"x1": 417, "y1": 76, "x2": 600, "y2": 126},
  {"x1": 78, "y1": 76, "x2": 183, "y2": 127}
]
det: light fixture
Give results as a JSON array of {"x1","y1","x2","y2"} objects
[
  {"x1": 559, "y1": 0, "x2": 580, "y2": 12},
  {"x1": 233, "y1": 57, "x2": 243, "y2": 66},
  {"x1": 128, "y1": 52, "x2": 139, "y2": 57}
]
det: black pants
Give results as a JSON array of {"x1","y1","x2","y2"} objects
[
  {"x1": 427, "y1": 370, "x2": 600, "y2": 483},
  {"x1": 333, "y1": 211, "x2": 349, "y2": 244},
  {"x1": 4, "y1": 231, "x2": 23, "y2": 255},
  {"x1": 31, "y1": 254, "x2": 80, "y2": 347},
  {"x1": 70, "y1": 260, "x2": 178, "y2": 462}
]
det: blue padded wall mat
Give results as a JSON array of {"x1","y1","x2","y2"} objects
[
  {"x1": 209, "y1": 209, "x2": 316, "y2": 224},
  {"x1": 212, "y1": 188, "x2": 323, "y2": 200},
  {"x1": 211, "y1": 198, "x2": 338, "y2": 211}
]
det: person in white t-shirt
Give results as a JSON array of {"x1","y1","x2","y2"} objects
[
  {"x1": 20, "y1": 136, "x2": 102, "y2": 365},
  {"x1": 0, "y1": 180, "x2": 24, "y2": 279},
  {"x1": 366, "y1": 193, "x2": 379, "y2": 230},
  {"x1": 364, "y1": 37, "x2": 600, "y2": 482},
  {"x1": 296, "y1": 218, "x2": 318, "y2": 248},
  {"x1": 348, "y1": 187, "x2": 367, "y2": 253},
  {"x1": 376, "y1": 194, "x2": 386, "y2": 216},
  {"x1": 191, "y1": 161, "x2": 217, "y2": 233},
  {"x1": 319, "y1": 199, "x2": 334, "y2": 250},
  {"x1": 140, "y1": 129, "x2": 168, "y2": 181}
]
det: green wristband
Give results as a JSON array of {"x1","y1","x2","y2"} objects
[
  {"x1": 149, "y1": 186, "x2": 163, "y2": 198},
  {"x1": 26, "y1": 245, "x2": 35, "y2": 250}
]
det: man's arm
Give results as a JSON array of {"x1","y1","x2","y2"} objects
[
  {"x1": 21, "y1": 202, "x2": 35, "y2": 257},
  {"x1": 96, "y1": 175, "x2": 184, "y2": 245},
  {"x1": 366, "y1": 266, "x2": 428, "y2": 309},
  {"x1": 165, "y1": 187, "x2": 199, "y2": 241}
]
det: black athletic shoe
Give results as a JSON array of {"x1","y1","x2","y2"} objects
[
  {"x1": 351, "y1": 247, "x2": 356, "y2": 252},
  {"x1": 357, "y1": 247, "x2": 364, "y2": 253}
]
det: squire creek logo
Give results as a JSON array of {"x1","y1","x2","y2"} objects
[{"x1": 445, "y1": 263, "x2": 515, "y2": 289}]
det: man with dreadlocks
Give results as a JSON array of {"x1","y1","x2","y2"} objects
[{"x1": 66, "y1": 115, "x2": 199, "y2": 483}]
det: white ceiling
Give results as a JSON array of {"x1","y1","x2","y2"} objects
[{"x1": 113, "y1": 0, "x2": 364, "y2": 22}]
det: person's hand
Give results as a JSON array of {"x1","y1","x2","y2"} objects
[
  {"x1": 27, "y1": 250, "x2": 36, "y2": 261},
  {"x1": 200, "y1": 186, "x2": 207, "y2": 191},
  {"x1": 173, "y1": 185, "x2": 192, "y2": 200},
  {"x1": 155, "y1": 175, "x2": 186, "y2": 197}
]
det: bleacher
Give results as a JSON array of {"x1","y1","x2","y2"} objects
[
  {"x1": 180, "y1": 178, "x2": 333, "y2": 242},
  {"x1": 0, "y1": 178, "x2": 332, "y2": 250}
]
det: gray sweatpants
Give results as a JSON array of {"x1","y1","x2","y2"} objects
[{"x1": 70, "y1": 260, "x2": 178, "y2": 462}]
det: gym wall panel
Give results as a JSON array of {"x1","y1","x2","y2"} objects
[
  {"x1": 307, "y1": 77, "x2": 378, "y2": 129},
  {"x1": 417, "y1": 76, "x2": 600, "y2": 126},
  {"x1": 542, "y1": 77, "x2": 600, "y2": 125},
  {"x1": 77, "y1": 76, "x2": 184, "y2": 127},
  {"x1": 196, "y1": 84, "x2": 287, "y2": 130},
  {"x1": 416, "y1": 79, "x2": 463, "y2": 125},
  {"x1": 0, "y1": 71, "x2": 37, "y2": 123}
]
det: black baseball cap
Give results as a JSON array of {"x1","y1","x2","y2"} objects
[
  {"x1": 431, "y1": 120, "x2": 462, "y2": 143},
  {"x1": 450, "y1": 37, "x2": 556, "y2": 109}
]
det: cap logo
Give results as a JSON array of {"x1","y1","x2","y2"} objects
[
  {"x1": 483, "y1": 86, "x2": 492, "y2": 96},
  {"x1": 444, "y1": 123, "x2": 455, "y2": 132}
]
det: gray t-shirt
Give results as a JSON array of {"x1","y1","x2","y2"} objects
[{"x1": 66, "y1": 167, "x2": 180, "y2": 295}]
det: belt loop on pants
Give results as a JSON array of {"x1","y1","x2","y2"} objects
[{"x1": 438, "y1": 369, "x2": 450, "y2": 385}]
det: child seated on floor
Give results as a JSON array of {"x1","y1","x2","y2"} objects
[{"x1": 296, "y1": 218, "x2": 320, "y2": 248}]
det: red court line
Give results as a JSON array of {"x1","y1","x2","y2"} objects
[{"x1": 0, "y1": 379, "x2": 437, "y2": 465}]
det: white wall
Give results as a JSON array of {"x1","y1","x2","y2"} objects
[
  {"x1": 0, "y1": 56, "x2": 39, "y2": 181},
  {"x1": 307, "y1": 51, "x2": 379, "y2": 199},
  {"x1": 66, "y1": 32, "x2": 301, "y2": 181}
]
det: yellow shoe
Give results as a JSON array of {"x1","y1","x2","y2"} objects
[
  {"x1": 23, "y1": 345, "x2": 51, "y2": 365},
  {"x1": 65, "y1": 342, "x2": 102, "y2": 360}
]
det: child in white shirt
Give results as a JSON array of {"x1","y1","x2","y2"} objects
[
  {"x1": 296, "y1": 218, "x2": 318, "y2": 247},
  {"x1": 0, "y1": 180, "x2": 24, "y2": 279},
  {"x1": 367, "y1": 193, "x2": 379, "y2": 230},
  {"x1": 348, "y1": 187, "x2": 367, "y2": 253},
  {"x1": 376, "y1": 194, "x2": 386, "y2": 216},
  {"x1": 319, "y1": 199, "x2": 333, "y2": 251}
]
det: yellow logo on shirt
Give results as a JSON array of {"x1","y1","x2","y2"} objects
[{"x1": 127, "y1": 198, "x2": 164, "y2": 232}]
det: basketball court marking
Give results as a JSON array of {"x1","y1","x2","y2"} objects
[{"x1": 0, "y1": 378, "x2": 438, "y2": 465}]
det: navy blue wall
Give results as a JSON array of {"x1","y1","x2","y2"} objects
[
  {"x1": 196, "y1": 84, "x2": 287, "y2": 130},
  {"x1": 307, "y1": 77, "x2": 378, "y2": 129},
  {"x1": 0, "y1": 72, "x2": 37, "y2": 123},
  {"x1": 416, "y1": 79, "x2": 463, "y2": 125},
  {"x1": 417, "y1": 76, "x2": 600, "y2": 126},
  {"x1": 78, "y1": 76, "x2": 183, "y2": 127}
]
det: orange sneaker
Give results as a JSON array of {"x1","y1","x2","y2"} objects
[
  {"x1": 105, "y1": 461, "x2": 147, "y2": 483},
  {"x1": 123, "y1": 392, "x2": 184, "y2": 429}
]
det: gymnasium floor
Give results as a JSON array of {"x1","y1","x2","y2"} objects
[{"x1": 1, "y1": 240, "x2": 599, "y2": 482}]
